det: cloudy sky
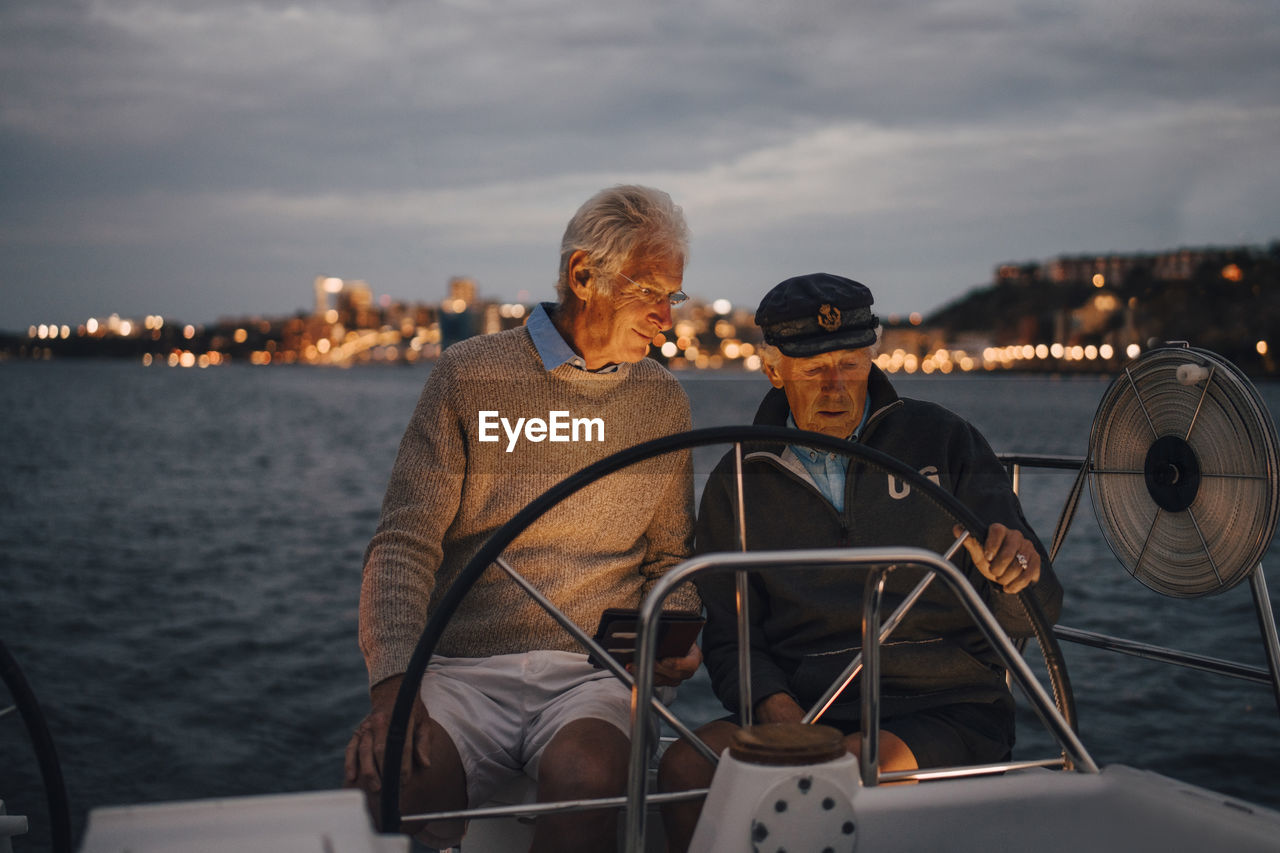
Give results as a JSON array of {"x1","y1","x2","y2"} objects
[{"x1": 3, "y1": 0, "x2": 1278, "y2": 330}]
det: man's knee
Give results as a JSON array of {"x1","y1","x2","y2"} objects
[
  {"x1": 660, "y1": 720, "x2": 739, "y2": 793},
  {"x1": 658, "y1": 737, "x2": 713, "y2": 792},
  {"x1": 538, "y1": 718, "x2": 630, "y2": 798},
  {"x1": 842, "y1": 729, "x2": 918, "y2": 772},
  {"x1": 357, "y1": 780, "x2": 465, "y2": 848},
  {"x1": 357, "y1": 719, "x2": 468, "y2": 844}
]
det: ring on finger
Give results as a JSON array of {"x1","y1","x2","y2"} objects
[{"x1": 1015, "y1": 553, "x2": 1029, "y2": 569}]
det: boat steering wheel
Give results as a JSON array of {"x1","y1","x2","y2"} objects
[
  {"x1": 0, "y1": 638, "x2": 72, "y2": 853},
  {"x1": 377, "y1": 425, "x2": 1075, "y2": 834}
]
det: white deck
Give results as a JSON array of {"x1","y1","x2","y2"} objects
[
  {"x1": 839, "y1": 764, "x2": 1280, "y2": 853},
  {"x1": 73, "y1": 763, "x2": 1280, "y2": 853},
  {"x1": 78, "y1": 789, "x2": 407, "y2": 853}
]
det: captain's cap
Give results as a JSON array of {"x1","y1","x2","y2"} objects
[{"x1": 754, "y1": 273, "x2": 880, "y2": 357}]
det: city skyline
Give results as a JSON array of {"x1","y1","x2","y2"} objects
[
  {"x1": 3, "y1": 3, "x2": 1278, "y2": 330},
  {"x1": 10, "y1": 238, "x2": 1273, "y2": 335},
  {"x1": 15, "y1": 237, "x2": 1278, "y2": 377}
]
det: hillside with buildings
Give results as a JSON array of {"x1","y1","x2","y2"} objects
[{"x1": 920, "y1": 242, "x2": 1280, "y2": 375}]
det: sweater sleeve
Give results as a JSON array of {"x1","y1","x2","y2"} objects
[
  {"x1": 636, "y1": 393, "x2": 699, "y2": 613},
  {"x1": 694, "y1": 461, "x2": 797, "y2": 714},
  {"x1": 358, "y1": 356, "x2": 468, "y2": 688},
  {"x1": 638, "y1": 448, "x2": 700, "y2": 613}
]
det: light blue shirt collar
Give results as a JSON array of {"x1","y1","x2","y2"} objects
[
  {"x1": 785, "y1": 398, "x2": 871, "y2": 512},
  {"x1": 526, "y1": 302, "x2": 619, "y2": 373}
]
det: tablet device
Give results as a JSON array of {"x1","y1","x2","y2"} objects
[{"x1": 588, "y1": 608, "x2": 705, "y2": 669}]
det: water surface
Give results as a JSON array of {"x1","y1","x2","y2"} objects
[{"x1": 2, "y1": 362, "x2": 1278, "y2": 848}]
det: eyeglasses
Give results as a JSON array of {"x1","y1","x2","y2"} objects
[{"x1": 614, "y1": 271, "x2": 689, "y2": 307}]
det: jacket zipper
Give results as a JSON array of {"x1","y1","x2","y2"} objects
[
  {"x1": 745, "y1": 453, "x2": 849, "y2": 537},
  {"x1": 746, "y1": 396, "x2": 904, "y2": 547}
]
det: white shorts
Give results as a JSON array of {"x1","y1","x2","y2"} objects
[{"x1": 422, "y1": 650, "x2": 642, "y2": 808}]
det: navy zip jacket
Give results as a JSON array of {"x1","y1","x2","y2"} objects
[{"x1": 694, "y1": 366, "x2": 1064, "y2": 726}]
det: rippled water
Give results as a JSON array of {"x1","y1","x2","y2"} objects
[{"x1": 2, "y1": 361, "x2": 1278, "y2": 849}]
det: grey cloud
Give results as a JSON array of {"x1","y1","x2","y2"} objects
[{"x1": 2, "y1": 0, "x2": 1278, "y2": 327}]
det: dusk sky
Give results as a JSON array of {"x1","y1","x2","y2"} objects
[{"x1": 3, "y1": 1, "x2": 1278, "y2": 331}]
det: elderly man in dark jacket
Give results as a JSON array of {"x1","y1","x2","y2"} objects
[{"x1": 659, "y1": 272, "x2": 1064, "y2": 851}]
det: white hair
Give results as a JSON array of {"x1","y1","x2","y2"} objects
[{"x1": 556, "y1": 185, "x2": 689, "y2": 302}]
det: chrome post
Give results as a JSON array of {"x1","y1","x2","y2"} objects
[
  {"x1": 804, "y1": 534, "x2": 967, "y2": 724},
  {"x1": 733, "y1": 441, "x2": 753, "y2": 727},
  {"x1": 999, "y1": 469, "x2": 1025, "y2": 694},
  {"x1": 1249, "y1": 563, "x2": 1280, "y2": 715},
  {"x1": 861, "y1": 568, "x2": 888, "y2": 787},
  {"x1": 626, "y1": 559, "x2": 715, "y2": 853},
  {"x1": 624, "y1": 588, "x2": 663, "y2": 853}
]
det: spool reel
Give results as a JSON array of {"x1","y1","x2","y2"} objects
[{"x1": 1088, "y1": 344, "x2": 1280, "y2": 598}]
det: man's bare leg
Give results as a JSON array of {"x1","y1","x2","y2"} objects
[
  {"x1": 360, "y1": 716, "x2": 468, "y2": 849},
  {"x1": 842, "y1": 730, "x2": 918, "y2": 773},
  {"x1": 657, "y1": 720, "x2": 741, "y2": 853},
  {"x1": 530, "y1": 717, "x2": 630, "y2": 853}
]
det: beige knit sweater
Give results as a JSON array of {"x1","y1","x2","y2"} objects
[{"x1": 359, "y1": 325, "x2": 699, "y2": 687}]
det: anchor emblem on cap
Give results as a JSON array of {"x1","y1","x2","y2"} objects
[{"x1": 817, "y1": 303, "x2": 842, "y2": 332}]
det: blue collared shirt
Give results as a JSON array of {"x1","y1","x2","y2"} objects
[
  {"x1": 526, "y1": 302, "x2": 619, "y2": 373},
  {"x1": 787, "y1": 400, "x2": 870, "y2": 513}
]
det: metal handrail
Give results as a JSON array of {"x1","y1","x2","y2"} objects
[
  {"x1": 859, "y1": 568, "x2": 888, "y2": 787},
  {"x1": 405, "y1": 788, "x2": 708, "y2": 824},
  {"x1": 1252, "y1": 567, "x2": 1280, "y2": 712},
  {"x1": 998, "y1": 452, "x2": 1089, "y2": 470},
  {"x1": 1052, "y1": 625, "x2": 1276, "y2": 684},
  {"x1": 880, "y1": 756, "x2": 1064, "y2": 784},
  {"x1": 732, "y1": 442, "x2": 753, "y2": 728},
  {"x1": 623, "y1": 546, "x2": 1100, "y2": 853},
  {"x1": 1000, "y1": 453, "x2": 1280, "y2": 713},
  {"x1": 802, "y1": 535, "x2": 966, "y2": 725}
]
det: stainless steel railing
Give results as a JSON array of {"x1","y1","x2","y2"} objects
[
  {"x1": 1000, "y1": 452, "x2": 1280, "y2": 713},
  {"x1": 623, "y1": 546, "x2": 1100, "y2": 853}
]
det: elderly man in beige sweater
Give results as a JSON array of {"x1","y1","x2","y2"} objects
[{"x1": 344, "y1": 185, "x2": 702, "y2": 852}]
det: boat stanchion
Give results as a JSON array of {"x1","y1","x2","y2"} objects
[{"x1": 1249, "y1": 565, "x2": 1280, "y2": 714}]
